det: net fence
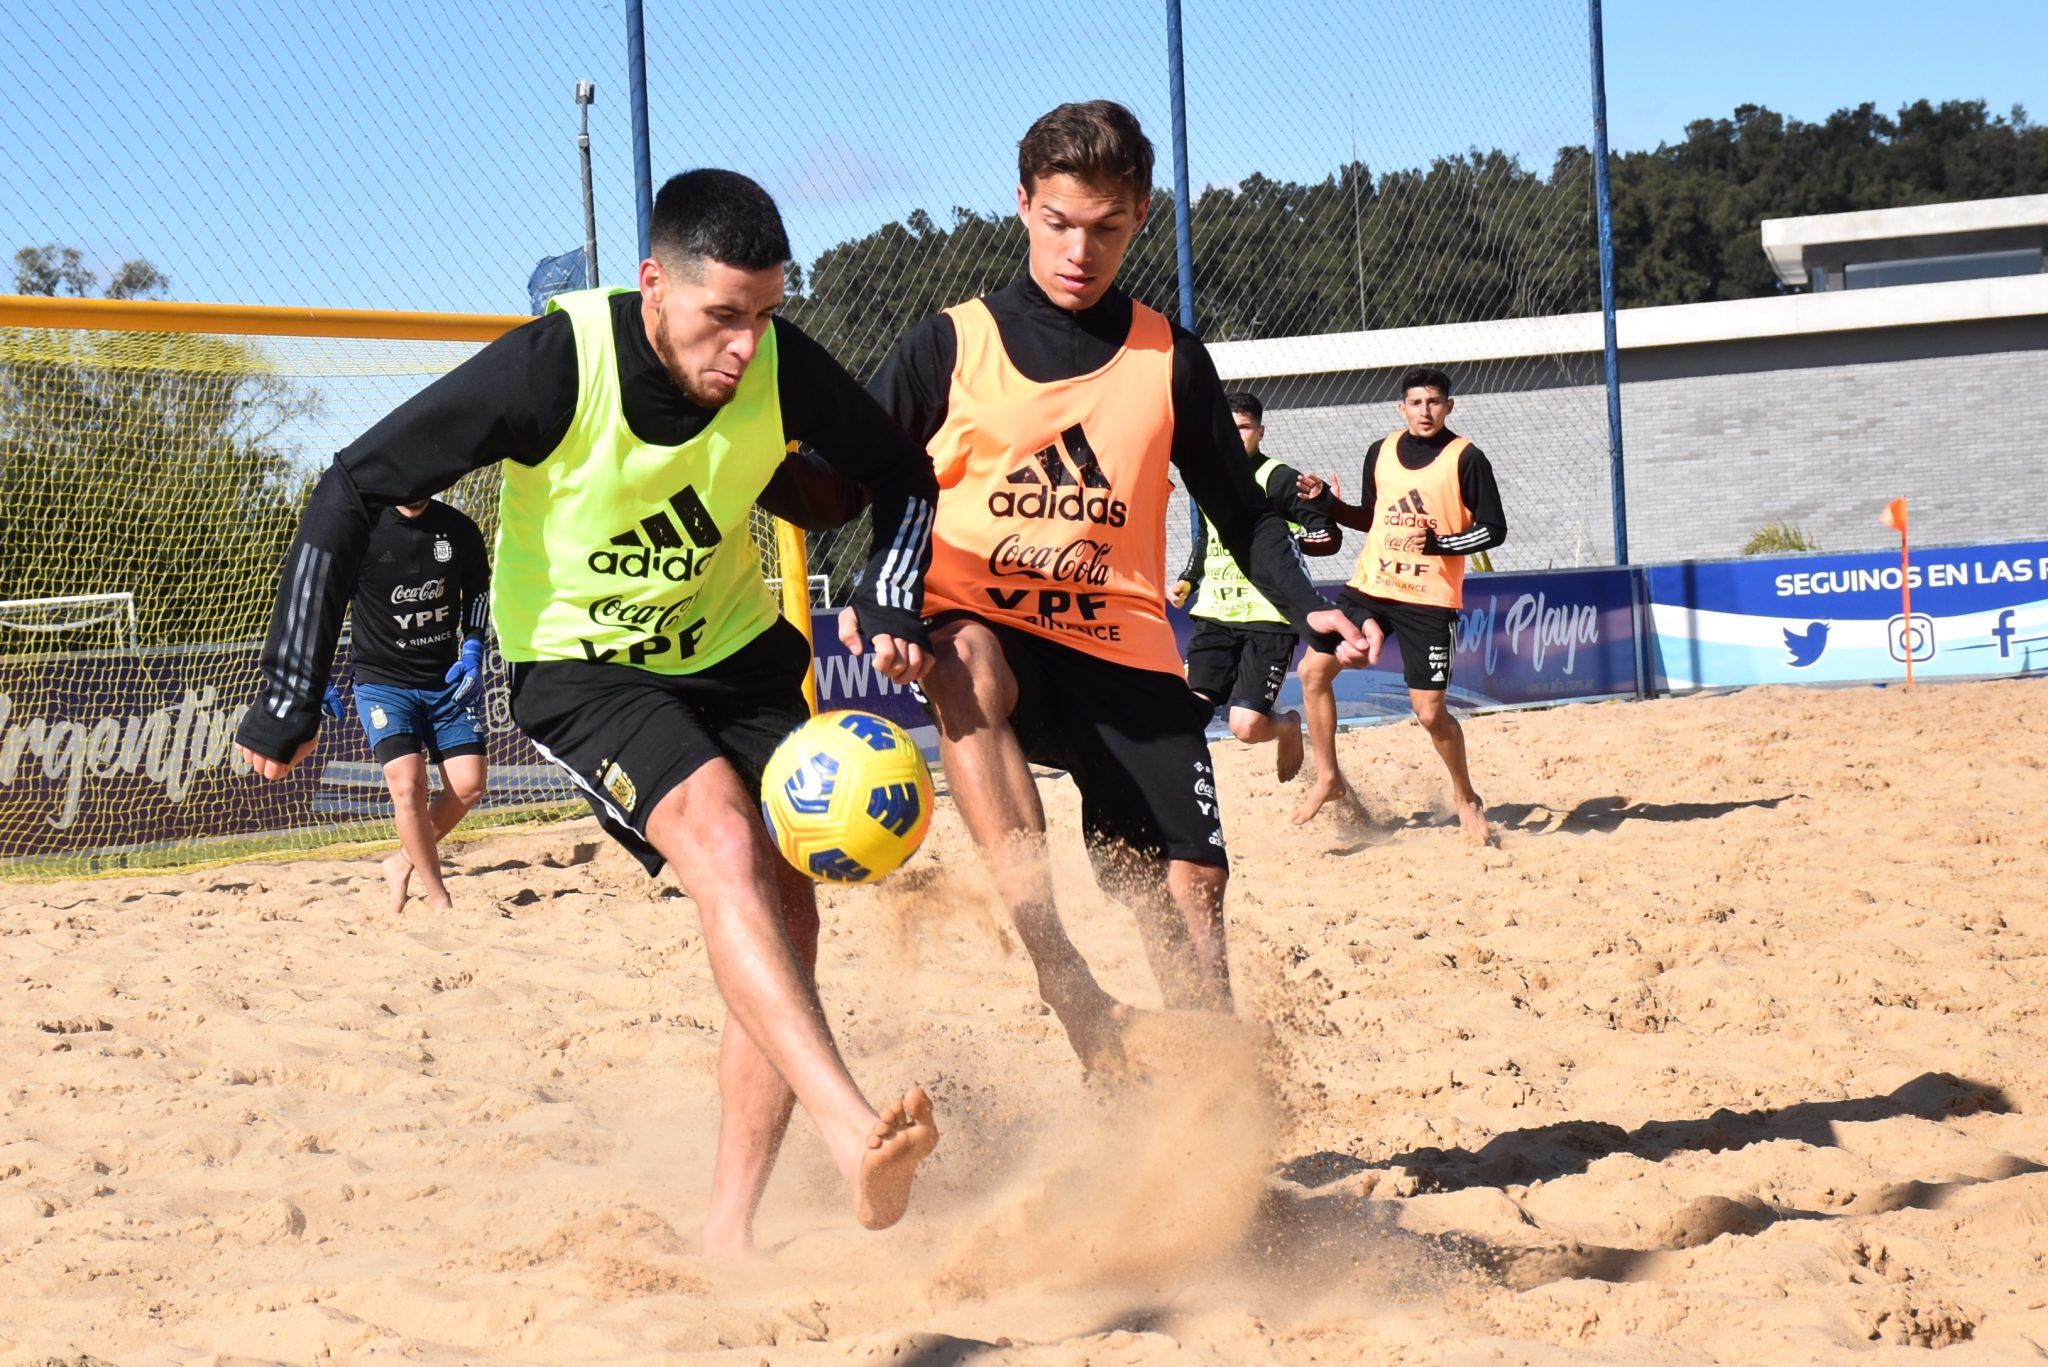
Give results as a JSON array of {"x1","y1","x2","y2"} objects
[
  {"x1": 0, "y1": 318, "x2": 809, "y2": 871},
  {"x1": 3, "y1": 0, "x2": 1606, "y2": 866}
]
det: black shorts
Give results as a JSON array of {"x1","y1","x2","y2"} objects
[
  {"x1": 1184, "y1": 618, "x2": 1298, "y2": 715},
  {"x1": 509, "y1": 617, "x2": 811, "y2": 875},
  {"x1": 929, "y1": 612, "x2": 1226, "y2": 868},
  {"x1": 1335, "y1": 591, "x2": 1459, "y2": 691}
]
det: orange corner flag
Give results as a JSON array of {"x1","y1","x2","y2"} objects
[{"x1": 1881, "y1": 496, "x2": 1908, "y2": 534}]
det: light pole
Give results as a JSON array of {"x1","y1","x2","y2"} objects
[{"x1": 576, "y1": 81, "x2": 599, "y2": 287}]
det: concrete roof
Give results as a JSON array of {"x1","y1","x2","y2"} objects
[
  {"x1": 1208, "y1": 271, "x2": 2048, "y2": 380},
  {"x1": 1759, "y1": 194, "x2": 2048, "y2": 285}
]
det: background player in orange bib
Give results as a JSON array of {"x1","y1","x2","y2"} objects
[
  {"x1": 863, "y1": 101, "x2": 1373, "y2": 1069},
  {"x1": 1294, "y1": 366, "x2": 1507, "y2": 841}
]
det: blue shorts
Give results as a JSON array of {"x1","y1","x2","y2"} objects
[{"x1": 353, "y1": 679, "x2": 486, "y2": 765}]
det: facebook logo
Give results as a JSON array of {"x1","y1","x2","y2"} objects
[{"x1": 1993, "y1": 609, "x2": 2018, "y2": 658}]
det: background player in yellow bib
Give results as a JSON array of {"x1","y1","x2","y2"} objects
[
  {"x1": 865, "y1": 101, "x2": 1373, "y2": 1070},
  {"x1": 234, "y1": 170, "x2": 939, "y2": 1251},
  {"x1": 1294, "y1": 366, "x2": 1507, "y2": 841},
  {"x1": 1169, "y1": 389, "x2": 1341, "y2": 782}
]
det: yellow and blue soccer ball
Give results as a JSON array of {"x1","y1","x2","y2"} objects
[{"x1": 759, "y1": 710, "x2": 934, "y2": 884}]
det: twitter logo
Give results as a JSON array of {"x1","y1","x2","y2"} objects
[{"x1": 1784, "y1": 622, "x2": 1829, "y2": 667}]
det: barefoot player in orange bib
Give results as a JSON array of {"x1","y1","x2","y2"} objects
[
  {"x1": 861, "y1": 101, "x2": 1375, "y2": 1069},
  {"x1": 1294, "y1": 366, "x2": 1507, "y2": 841}
]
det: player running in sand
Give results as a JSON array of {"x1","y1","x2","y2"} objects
[
  {"x1": 1293, "y1": 366, "x2": 1507, "y2": 840},
  {"x1": 863, "y1": 101, "x2": 1374, "y2": 1070},
  {"x1": 1170, "y1": 389, "x2": 1341, "y2": 783},
  {"x1": 235, "y1": 170, "x2": 938, "y2": 1250},
  {"x1": 323, "y1": 495, "x2": 491, "y2": 916}
]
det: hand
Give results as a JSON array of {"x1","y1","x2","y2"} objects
[
  {"x1": 1295, "y1": 472, "x2": 1327, "y2": 500},
  {"x1": 1306, "y1": 607, "x2": 1382, "y2": 668},
  {"x1": 1168, "y1": 579, "x2": 1191, "y2": 608},
  {"x1": 237, "y1": 737, "x2": 317, "y2": 782},
  {"x1": 321, "y1": 683, "x2": 346, "y2": 720},
  {"x1": 837, "y1": 606, "x2": 932, "y2": 685},
  {"x1": 444, "y1": 638, "x2": 486, "y2": 705}
]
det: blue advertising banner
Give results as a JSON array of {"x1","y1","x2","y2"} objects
[
  {"x1": 1258, "y1": 568, "x2": 1641, "y2": 722},
  {"x1": 1646, "y1": 541, "x2": 2048, "y2": 690},
  {"x1": 809, "y1": 617, "x2": 938, "y2": 752},
  {"x1": 0, "y1": 642, "x2": 570, "y2": 857}
]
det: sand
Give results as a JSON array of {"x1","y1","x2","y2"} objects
[{"x1": 2, "y1": 677, "x2": 2045, "y2": 1365}]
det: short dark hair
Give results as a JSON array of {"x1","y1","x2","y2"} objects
[
  {"x1": 1018, "y1": 101, "x2": 1155, "y2": 201},
  {"x1": 1399, "y1": 365, "x2": 1453, "y2": 398},
  {"x1": 649, "y1": 169, "x2": 790, "y2": 273},
  {"x1": 1224, "y1": 391, "x2": 1263, "y2": 423}
]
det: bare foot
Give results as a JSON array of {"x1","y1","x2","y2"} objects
[
  {"x1": 1048, "y1": 987, "x2": 1136, "y2": 1075},
  {"x1": 1275, "y1": 710, "x2": 1305, "y2": 783},
  {"x1": 1292, "y1": 774, "x2": 1351, "y2": 826},
  {"x1": 1458, "y1": 795, "x2": 1493, "y2": 845},
  {"x1": 379, "y1": 853, "x2": 412, "y2": 914},
  {"x1": 854, "y1": 1087, "x2": 939, "y2": 1230},
  {"x1": 699, "y1": 1218, "x2": 761, "y2": 1259}
]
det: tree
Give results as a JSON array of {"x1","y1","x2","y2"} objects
[
  {"x1": 1, "y1": 249, "x2": 321, "y2": 648},
  {"x1": 781, "y1": 98, "x2": 2048, "y2": 363}
]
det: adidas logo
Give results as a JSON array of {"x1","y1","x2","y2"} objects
[
  {"x1": 1381, "y1": 487, "x2": 1436, "y2": 530},
  {"x1": 586, "y1": 485, "x2": 722, "y2": 581},
  {"x1": 986, "y1": 423, "x2": 1128, "y2": 527}
]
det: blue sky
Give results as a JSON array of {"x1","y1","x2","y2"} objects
[{"x1": 2, "y1": 0, "x2": 2041, "y2": 316}]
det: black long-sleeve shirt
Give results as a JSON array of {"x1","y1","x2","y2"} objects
[
  {"x1": 348, "y1": 500, "x2": 489, "y2": 688},
  {"x1": 1175, "y1": 455, "x2": 1342, "y2": 612},
  {"x1": 867, "y1": 273, "x2": 1329, "y2": 632},
  {"x1": 238, "y1": 291, "x2": 935, "y2": 761},
  {"x1": 1327, "y1": 429, "x2": 1507, "y2": 557}
]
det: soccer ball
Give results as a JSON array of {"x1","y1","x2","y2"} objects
[{"x1": 759, "y1": 710, "x2": 934, "y2": 884}]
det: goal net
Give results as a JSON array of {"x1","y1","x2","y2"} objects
[{"x1": 0, "y1": 303, "x2": 810, "y2": 873}]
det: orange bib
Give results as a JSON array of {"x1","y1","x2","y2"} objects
[
  {"x1": 924, "y1": 298, "x2": 1181, "y2": 673},
  {"x1": 1347, "y1": 430, "x2": 1473, "y2": 609}
]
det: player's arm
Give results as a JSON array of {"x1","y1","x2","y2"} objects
[
  {"x1": 1424, "y1": 446, "x2": 1508, "y2": 557},
  {"x1": 775, "y1": 318, "x2": 939, "y2": 682},
  {"x1": 459, "y1": 516, "x2": 492, "y2": 644},
  {"x1": 233, "y1": 315, "x2": 575, "y2": 775},
  {"x1": 1265, "y1": 463, "x2": 1342, "y2": 558},
  {"x1": 1170, "y1": 508, "x2": 1207, "y2": 607},
  {"x1": 1323, "y1": 440, "x2": 1381, "y2": 532},
  {"x1": 1170, "y1": 334, "x2": 1371, "y2": 662}
]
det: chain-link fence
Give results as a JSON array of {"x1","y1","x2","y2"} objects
[{"x1": 5, "y1": 1, "x2": 1610, "y2": 595}]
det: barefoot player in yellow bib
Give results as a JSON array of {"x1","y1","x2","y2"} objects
[
  {"x1": 236, "y1": 170, "x2": 939, "y2": 1251},
  {"x1": 1294, "y1": 366, "x2": 1507, "y2": 842}
]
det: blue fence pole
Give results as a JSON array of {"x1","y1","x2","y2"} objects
[
  {"x1": 1588, "y1": 0, "x2": 1646, "y2": 696},
  {"x1": 1164, "y1": 0, "x2": 1197, "y2": 335},
  {"x1": 1165, "y1": 0, "x2": 1203, "y2": 551},
  {"x1": 627, "y1": 0, "x2": 653, "y2": 262}
]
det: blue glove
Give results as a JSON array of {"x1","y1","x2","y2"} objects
[
  {"x1": 444, "y1": 638, "x2": 486, "y2": 705},
  {"x1": 321, "y1": 673, "x2": 349, "y2": 720}
]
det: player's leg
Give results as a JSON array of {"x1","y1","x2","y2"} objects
[
  {"x1": 425, "y1": 685, "x2": 488, "y2": 837},
  {"x1": 920, "y1": 615, "x2": 1124, "y2": 1065},
  {"x1": 380, "y1": 748, "x2": 451, "y2": 911},
  {"x1": 701, "y1": 854, "x2": 817, "y2": 1255},
  {"x1": 641, "y1": 760, "x2": 934, "y2": 1232},
  {"x1": 1409, "y1": 689, "x2": 1485, "y2": 839},
  {"x1": 1223, "y1": 627, "x2": 1304, "y2": 781},
  {"x1": 429, "y1": 752, "x2": 487, "y2": 836},
  {"x1": 1294, "y1": 602, "x2": 1386, "y2": 823},
  {"x1": 513, "y1": 642, "x2": 936, "y2": 1236},
  {"x1": 1071, "y1": 658, "x2": 1233, "y2": 1011},
  {"x1": 387, "y1": 695, "x2": 490, "y2": 890},
  {"x1": 1391, "y1": 605, "x2": 1487, "y2": 842},
  {"x1": 1292, "y1": 647, "x2": 1352, "y2": 823},
  {"x1": 356, "y1": 684, "x2": 447, "y2": 911}
]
